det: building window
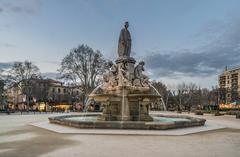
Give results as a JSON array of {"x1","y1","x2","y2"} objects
[
  {"x1": 58, "y1": 88, "x2": 61, "y2": 93},
  {"x1": 76, "y1": 91, "x2": 79, "y2": 95},
  {"x1": 52, "y1": 88, "x2": 55, "y2": 93},
  {"x1": 63, "y1": 89, "x2": 66, "y2": 93}
]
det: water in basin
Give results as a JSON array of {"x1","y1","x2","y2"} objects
[
  {"x1": 153, "y1": 117, "x2": 190, "y2": 122},
  {"x1": 66, "y1": 116, "x2": 98, "y2": 122},
  {"x1": 64, "y1": 116, "x2": 190, "y2": 123}
]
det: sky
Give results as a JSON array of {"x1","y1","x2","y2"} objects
[{"x1": 1, "y1": 0, "x2": 240, "y2": 89}]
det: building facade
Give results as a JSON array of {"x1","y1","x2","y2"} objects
[
  {"x1": 219, "y1": 66, "x2": 240, "y2": 104},
  {"x1": 6, "y1": 78, "x2": 82, "y2": 111}
]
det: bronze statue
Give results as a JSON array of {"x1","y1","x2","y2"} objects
[{"x1": 118, "y1": 21, "x2": 131, "y2": 57}]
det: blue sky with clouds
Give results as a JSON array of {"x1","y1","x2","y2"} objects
[{"x1": 1, "y1": 0, "x2": 240, "y2": 88}]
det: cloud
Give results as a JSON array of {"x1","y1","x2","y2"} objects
[
  {"x1": 0, "y1": 0, "x2": 41, "y2": 15},
  {"x1": 0, "y1": 62, "x2": 12, "y2": 69},
  {"x1": 144, "y1": 49, "x2": 224, "y2": 78},
  {"x1": 41, "y1": 72, "x2": 60, "y2": 80},
  {"x1": 0, "y1": 42, "x2": 15, "y2": 48},
  {"x1": 144, "y1": 19, "x2": 240, "y2": 79},
  {"x1": 42, "y1": 60, "x2": 60, "y2": 65}
]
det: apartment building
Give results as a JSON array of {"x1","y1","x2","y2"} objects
[{"x1": 219, "y1": 66, "x2": 240, "y2": 104}]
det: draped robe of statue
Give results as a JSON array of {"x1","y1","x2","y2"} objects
[{"x1": 118, "y1": 27, "x2": 131, "y2": 57}]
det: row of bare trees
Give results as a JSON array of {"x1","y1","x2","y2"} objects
[{"x1": 151, "y1": 81, "x2": 219, "y2": 112}]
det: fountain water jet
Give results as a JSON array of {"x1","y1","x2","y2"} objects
[{"x1": 148, "y1": 83, "x2": 167, "y2": 110}]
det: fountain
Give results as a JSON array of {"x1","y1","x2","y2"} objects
[{"x1": 49, "y1": 22, "x2": 205, "y2": 130}]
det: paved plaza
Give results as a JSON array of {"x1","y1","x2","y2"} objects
[{"x1": 0, "y1": 112, "x2": 240, "y2": 157}]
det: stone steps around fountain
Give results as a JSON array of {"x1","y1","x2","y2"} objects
[{"x1": 30, "y1": 120, "x2": 226, "y2": 136}]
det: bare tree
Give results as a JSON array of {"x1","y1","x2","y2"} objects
[
  {"x1": 151, "y1": 80, "x2": 168, "y2": 105},
  {"x1": 7, "y1": 61, "x2": 40, "y2": 111},
  {"x1": 170, "y1": 82, "x2": 199, "y2": 112},
  {"x1": 0, "y1": 69, "x2": 4, "y2": 95},
  {"x1": 0, "y1": 68, "x2": 13, "y2": 111},
  {"x1": 171, "y1": 82, "x2": 187, "y2": 112},
  {"x1": 200, "y1": 88, "x2": 210, "y2": 108},
  {"x1": 59, "y1": 44, "x2": 106, "y2": 103},
  {"x1": 0, "y1": 70, "x2": 5, "y2": 110},
  {"x1": 184, "y1": 83, "x2": 198, "y2": 111},
  {"x1": 31, "y1": 79, "x2": 50, "y2": 111},
  {"x1": 8, "y1": 61, "x2": 40, "y2": 82},
  {"x1": 208, "y1": 86, "x2": 219, "y2": 107}
]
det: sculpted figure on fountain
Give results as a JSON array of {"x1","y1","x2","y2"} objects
[
  {"x1": 133, "y1": 61, "x2": 149, "y2": 87},
  {"x1": 103, "y1": 61, "x2": 118, "y2": 87},
  {"x1": 118, "y1": 62, "x2": 130, "y2": 86}
]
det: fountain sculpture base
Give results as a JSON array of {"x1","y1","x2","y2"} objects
[{"x1": 89, "y1": 90, "x2": 161, "y2": 122}]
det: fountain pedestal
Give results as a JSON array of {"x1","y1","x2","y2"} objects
[{"x1": 89, "y1": 85, "x2": 158, "y2": 122}]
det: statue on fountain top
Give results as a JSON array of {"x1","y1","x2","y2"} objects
[{"x1": 118, "y1": 21, "x2": 131, "y2": 58}]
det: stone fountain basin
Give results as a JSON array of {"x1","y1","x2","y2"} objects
[
  {"x1": 88, "y1": 94, "x2": 162, "y2": 103},
  {"x1": 48, "y1": 113, "x2": 206, "y2": 130}
]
